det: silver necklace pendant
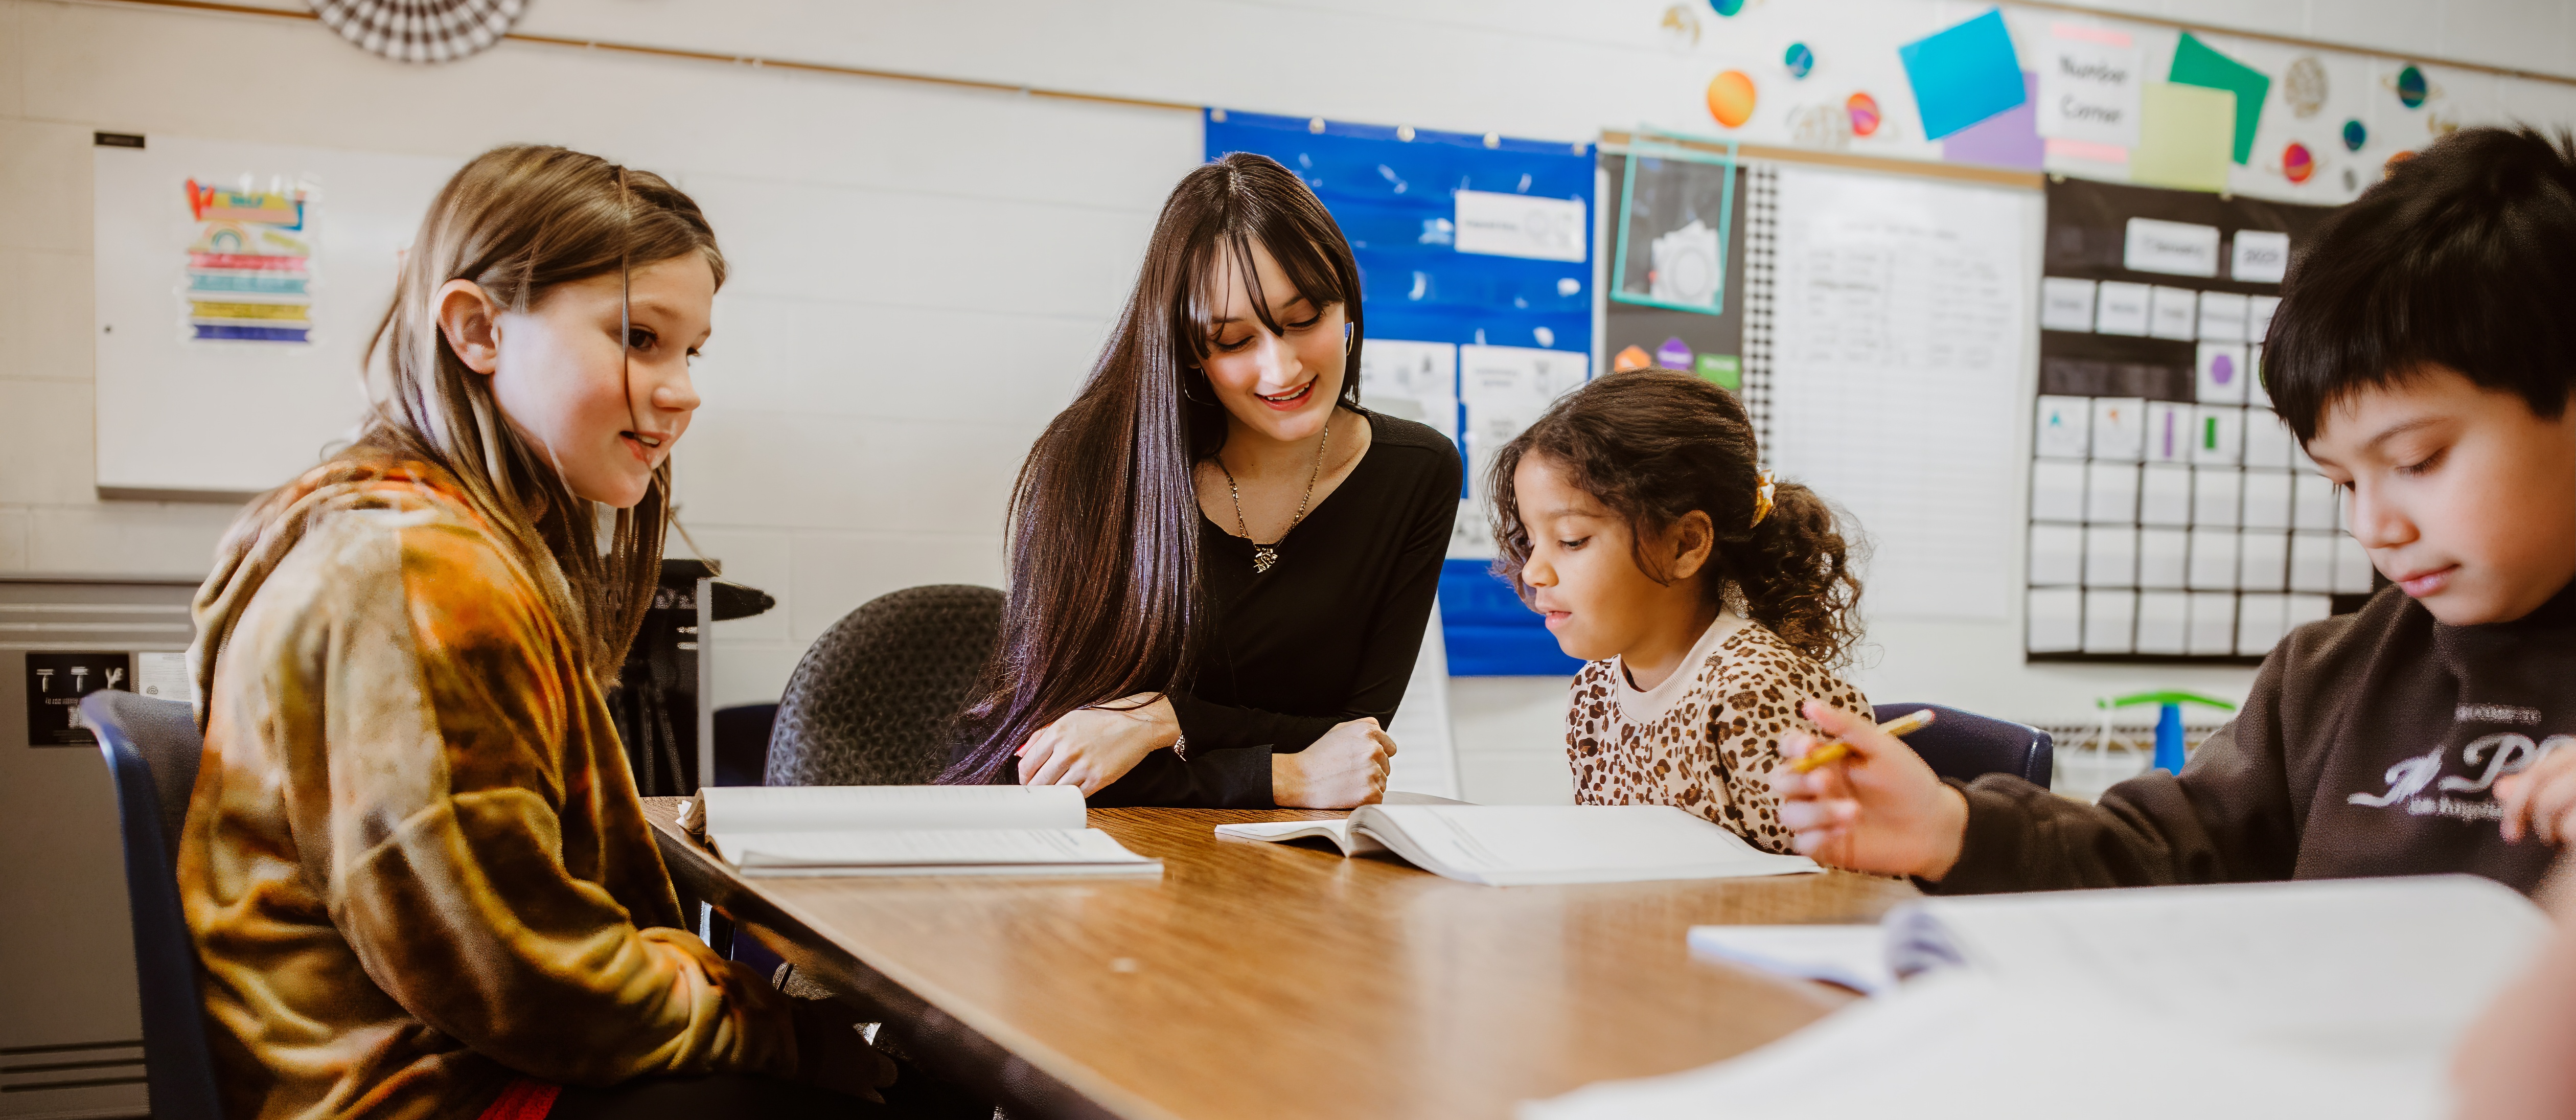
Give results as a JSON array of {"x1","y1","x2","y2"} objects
[{"x1": 1252, "y1": 545, "x2": 1278, "y2": 574}]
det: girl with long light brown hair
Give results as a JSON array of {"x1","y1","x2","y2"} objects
[{"x1": 177, "y1": 146, "x2": 901, "y2": 1119}]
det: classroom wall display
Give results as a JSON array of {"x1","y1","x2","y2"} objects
[
  {"x1": 2027, "y1": 176, "x2": 2364, "y2": 664},
  {"x1": 1597, "y1": 147, "x2": 1749, "y2": 396},
  {"x1": 94, "y1": 134, "x2": 458, "y2": 499},
  {"x1": 1762, "y1": 163, "x2": 2037, "y2": 624},
  {"x1": 1204, "y1": 109, "x2": 1593, "y2": 675}
]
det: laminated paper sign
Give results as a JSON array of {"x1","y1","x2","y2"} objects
[
  {"x1": 1453, "y1": 190, "x2": 1586, "y2": 262},
  {"x1": 2036, "y1": 30, "x2": 2142, "y2": 151}
]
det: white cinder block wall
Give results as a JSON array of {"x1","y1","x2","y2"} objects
[{"x1": 8, "y1": 0, "x2": 2576, "y2": 810}]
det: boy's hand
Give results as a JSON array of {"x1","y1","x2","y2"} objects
[
  {"x1": 1767, "y1": 700, "x2": 1971, "y2": 880},
  {"x1": 2496, "y1": 749, "x2": 2576, "y2": 845}
]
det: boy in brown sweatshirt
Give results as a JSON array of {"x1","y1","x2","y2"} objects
[{"x1": 1771, "y1": 126, "x2": 2576, "y2": 898}]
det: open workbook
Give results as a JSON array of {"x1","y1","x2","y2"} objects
[
  {"x1": 1214, "y1": 804, "x2": 1820, "y2": 886},
  {"x1": 1531, "y1": 876, "x2": 2553, "y2": 1119},
  {"x1": 689, "y1": 786, "x2": 1159, "y2": 878}
]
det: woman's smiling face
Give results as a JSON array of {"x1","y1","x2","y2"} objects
[{"x1": 1198, "y1": 240, "x2": 1349, "y2": 445}]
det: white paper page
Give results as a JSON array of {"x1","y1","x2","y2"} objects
[
  {"x1": 2135, "y1": 590, "x2": 2189, "y2": 654},
  {"x1": 1518, "y1": 971, "x2": 2444, "y2": 1120},
  {"x1": 699, "y1": 784, "x2": 1087, "y2": 835},
  {"x1": 2026, "y1": 524, "x2": 2083, "y2": 585},
  {"x1": 1898, "y1": 877, "x2": 2549, "y2": 1055},
  {"x1": 2142, "y1": 400, "x2": 2189, "y2": 463},
  {"x1": 714, "y1": 827, "x2": 1149, "y2": 868},
  {"x1": 2037, "y1": 277, "x2": 2097, "y2": 332},
  {"x1": 1365, "y1": 805, "x2": 1820, "y2": 885},
  {"x1": 2083, "y1": 463, "x2": 2138, "y2": 523},
  {"x1": 2138, "y1": 464, "x2": 2193, "y2": 526},
  {"x1": 2082, "y1": 525, "x2": 2136, "y2": 585},
  {"x1": 2137, "y1": 528, "x2": 2188, "y2": 588},
  {"x1": 2089, "y1": 396, "x2": 2145, "y2": 460},
  {"x1": 1356, "y1": 339, "x2": 1459, "y2": 446},
  {"x1": 2094, "y1": 281, "x2": 2151, "y2": 335},
  {"x1": 1687, "y1": 925, "x2": 1894, "y2": 994},
  {"x1": 2029, "y1": 460, "x2": 2085, "y2": 523},
  {"x1": 2149, "y1": 284, "x2": 2199, "y2": 338},
  {"x1": 2186, "y1": 590, "x2": 2238, "y2": 654},
  {"x1": 1212, "y1": 816, "x2": 1366, "y2": 853},
  {"x1": 2187, "y1": 528, "x2": 2239, "y2": 589},
  {"x1": 1764, "y1": 166, "x2": 2032, "y2": 621},
  {"x1": 2243, "y1": 471, "x2": 2293, "y2": 530},
  {"x1": 2026, "y1": 587, "x2": 2082, "y2": 652},
  {"x1": 2081, "y1": 589, "x2": 2136, "y2": 653},
  {"x1": 2032, "y1": 395, "x2": 2091, "y2": 459}
]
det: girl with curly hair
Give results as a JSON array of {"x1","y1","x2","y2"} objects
[{"x1": 1489, "y1": 369, "x2": 1867, "y2": 852}]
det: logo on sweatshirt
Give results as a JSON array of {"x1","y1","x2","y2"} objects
[
  {"x1": 2347, "y1": 733, "x2": 2573, "y2": 822},
  {"x1": 2456, "y1": 703, "x2": 2542, "y2": 725}
]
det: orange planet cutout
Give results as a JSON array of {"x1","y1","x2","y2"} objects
[
  {"x1": 1707, "y1": 70, "x2": 1758, "y2": 128},
  {"x1": 1847, "y1": 92, "x2": 1881, "y2": 136},
  {"x1": 1613, "y1": 345, "x2": 1655, "y2": 373}
]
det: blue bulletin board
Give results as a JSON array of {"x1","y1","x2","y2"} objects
[{"x1": 1204, "y1": 109, "x2": 1593, "y2": 676}]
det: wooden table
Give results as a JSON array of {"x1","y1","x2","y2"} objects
[{"x1": 642, "y1": 798, "x2": 1919, "y2": 1120}]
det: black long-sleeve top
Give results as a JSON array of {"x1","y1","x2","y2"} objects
[
  {"x1": 1084, "y1": 408, "x2": 1461, "y2": 808},
  {"x1": 1933, "y1": 580, "x2": 2576, "y2": 897}
]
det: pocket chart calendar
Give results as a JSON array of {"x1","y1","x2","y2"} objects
[{"x1": 2029, "y1": 178, "x2": 2361, "y2": 663}]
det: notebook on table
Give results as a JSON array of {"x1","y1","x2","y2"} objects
[
  {"x1": 688, "y1": 785, "x2": 1160, "y2": 878},
  {"x1": 1537, "y1": 875, "x2": 2552, "y2": 1119},
  {"x1": 1213, "y1": 804, "x2": 1822, "y2": 885}
]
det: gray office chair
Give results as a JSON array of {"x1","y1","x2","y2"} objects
[
  {"x1": 765, "y1": 584, "x2": 1006, "y2": 786},
  {"x1": 86, "y1": 690, "x2": 225, "y2": 1120}
]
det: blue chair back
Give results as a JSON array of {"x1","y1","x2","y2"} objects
[
  {"x1": 85, "y1": 690, "x2": 225, "y2": 1120},
  {"x1": 1872, "y1": 702, "x2": 2053, "y2": 788}
]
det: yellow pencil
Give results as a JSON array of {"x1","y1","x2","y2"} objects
[{"x1": 1788, "y1": 707, "x2": 1938, "y2": 773}]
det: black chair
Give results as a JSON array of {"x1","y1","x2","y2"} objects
[
  {"x1": 85, "y1": 690, "x2": 224, "y2": 1120},
  {"x1": 710, "y1": 702, "x2": 778, "y2": 788},
  {"x1": 766, "y1": 585, "x2": 1006, "y2": 787},
  {"x1": 1871, "y1": 702, "x2": 2054, "y2": 788}
]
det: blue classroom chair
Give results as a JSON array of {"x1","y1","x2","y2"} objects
[
  {"x1": 86, "y1": 690, "x2": 225, "y2": 1120},
  {"x1": 1870, "y1": 702, "x2": 2054, "y2": 789}
]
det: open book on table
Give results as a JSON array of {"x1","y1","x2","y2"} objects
[
  {"x1": 1535, "y1": 875, "x2": 2552, "y2": 1119},
  {"x1": 690, "y1": 785, "x2": 1159, "y2": 878},
  {"x1": 1213, "y1": 804, "x2": 1820, "y2": 886}
]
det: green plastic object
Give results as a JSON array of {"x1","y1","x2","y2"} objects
[{"x1": 2099, "y1": 691, "x2": 2236, "y2": 775}]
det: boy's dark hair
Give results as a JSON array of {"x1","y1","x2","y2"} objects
[
  {"x1": 2267, "y1": 126, "x2": 2576, "y2": 441},
  {"x1": 1487, "y1": 370, "x2": 1864, "y2": 667}
]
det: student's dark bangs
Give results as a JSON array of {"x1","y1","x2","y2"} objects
[{"x1": 2267, "y1": 127, "x2": 2576, "y2": 442}]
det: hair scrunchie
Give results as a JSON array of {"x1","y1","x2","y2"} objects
[{"x1": 1750, "y1": 469, "x2": 1777, "y2": 528}]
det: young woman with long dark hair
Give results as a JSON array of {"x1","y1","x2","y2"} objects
[{"x1": 941, "y1": 153, "x2": 1462, "y2": 808}]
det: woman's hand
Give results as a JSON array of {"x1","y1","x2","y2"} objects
[
  {"x1": 1273, "y1": 718, "x2": 1397, "y2": 808},
  {"x1": 1016, "y1": 694, "x2": 1180, "y2": 795},
  {"x1": 1767, "y1": 700, "x2": 1970, "y2": 880},
  {"x1": 788, "y1": 998, "x2": 897, "y2": 1103}
]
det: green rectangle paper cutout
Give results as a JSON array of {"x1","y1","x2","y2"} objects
[
  {"x1": 1696, "y1": 353, "x2": 1742, "y2": 390},
  {"x1": 2168, "y1": 32, "x2": 2268, "y2": 165}
]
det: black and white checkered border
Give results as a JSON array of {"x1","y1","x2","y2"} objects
[
  {"x1": 1739, "y1": 162, "x2": 1779, "y2": 445},
  {"x1": 309, "y1": 0, "x2": 525, "y2": 64}
]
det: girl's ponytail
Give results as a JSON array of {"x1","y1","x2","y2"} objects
[
  {"x1": 1731, "y1": 477, "x2": 1862, "y2": 667},
  {"x1": 1486, "y1": 369, "x2": 1864, "y2": 667}
]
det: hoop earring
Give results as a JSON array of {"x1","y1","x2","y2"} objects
[{"x1": 1180, "y1": 367, "x2": 1216, "y2": 406}]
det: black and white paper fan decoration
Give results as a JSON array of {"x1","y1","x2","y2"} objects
[{"x1": 310, "y1": 0, "x2": 526, "y2": 64}]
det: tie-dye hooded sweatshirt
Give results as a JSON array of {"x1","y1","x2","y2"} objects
[{"x1": 177, "y1": 454, "x2": 795, "y2": 1120}]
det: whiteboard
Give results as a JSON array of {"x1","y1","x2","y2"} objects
[
  {"x1": 1764, "y1": 164, "x2": 2037, "y2": 621},
  {"x1": 93, "y1": 136, "x2": 459, "y2": 497}
]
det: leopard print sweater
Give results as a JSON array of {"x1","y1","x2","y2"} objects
[{"x1": 1566, "y1": 613, "x2": 1870, "y2": 854}]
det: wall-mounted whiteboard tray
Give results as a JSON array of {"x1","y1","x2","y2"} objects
[{"x1": 94, "y1": 136, "x2": 460, "y2": 500}]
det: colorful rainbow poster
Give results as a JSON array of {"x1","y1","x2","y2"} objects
[{"x1": 182, "y1": 178, "x2": 314, "y2": 343}]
